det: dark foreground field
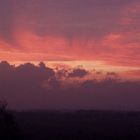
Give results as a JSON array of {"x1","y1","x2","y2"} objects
[{"x1": 14, "y1": 110, "x2": 140, "y2": 140}]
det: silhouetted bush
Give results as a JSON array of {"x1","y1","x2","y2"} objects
[{"x1": 0, "y1": 100, "x2": 21, "y2": 140}]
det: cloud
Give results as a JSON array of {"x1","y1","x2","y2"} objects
[
  {"x1": 0, "y1": 61, "x2": 140, "y2": 110},
  {"x1": 0, "y1": 61, "x2": 55, "y2": 108},
  {"x1": 0, "y1": 0, "x2": 14, "y2": 43},
  {"x1": 68, "y1": 68, "x2": 89, "y2": 78},
  {"x1": 0, "y1": 0, "x2": 140, "y2": 67},
  {"x1": 106, "y1": 72, "x2": 118, "y2": 79}
]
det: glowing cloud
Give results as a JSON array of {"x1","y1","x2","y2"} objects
[{"x1": 0, "y1": 0, "x2": 139, "y2": 69}]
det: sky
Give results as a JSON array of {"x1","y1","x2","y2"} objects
[
  {"x1": 0, "y1": 0, "x2": 140, "y2": 67},
  {"x1": 0, "y1": 0, "x2": 140, "y2": 110}
]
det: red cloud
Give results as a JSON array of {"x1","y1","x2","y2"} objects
[{"x1": 0, "y1": 0, "x2": 139, "y2": 69}]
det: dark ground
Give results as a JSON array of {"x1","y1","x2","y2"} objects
[{"x1": 13, "y1": 110, "x2": 140, "y2": 140}]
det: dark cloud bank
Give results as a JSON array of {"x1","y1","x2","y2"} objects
[{"x1": 0, "y1": 61, "x2": 140, "y2": 111}]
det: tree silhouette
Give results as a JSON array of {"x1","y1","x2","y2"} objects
[{"x1": 0, "y1": 100, "x2": 21, "y2": 140}]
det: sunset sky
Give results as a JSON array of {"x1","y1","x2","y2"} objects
[
  {"x1": 0, "y1": 0, "x2": 140, "y2": 110},
  {"x1": 0, "y1": 0, "x2": 140, "y2": 70}
]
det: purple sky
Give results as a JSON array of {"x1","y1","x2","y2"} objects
[{"x1": 0, "y1": 0, "x2": 140, "y2": 110}]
